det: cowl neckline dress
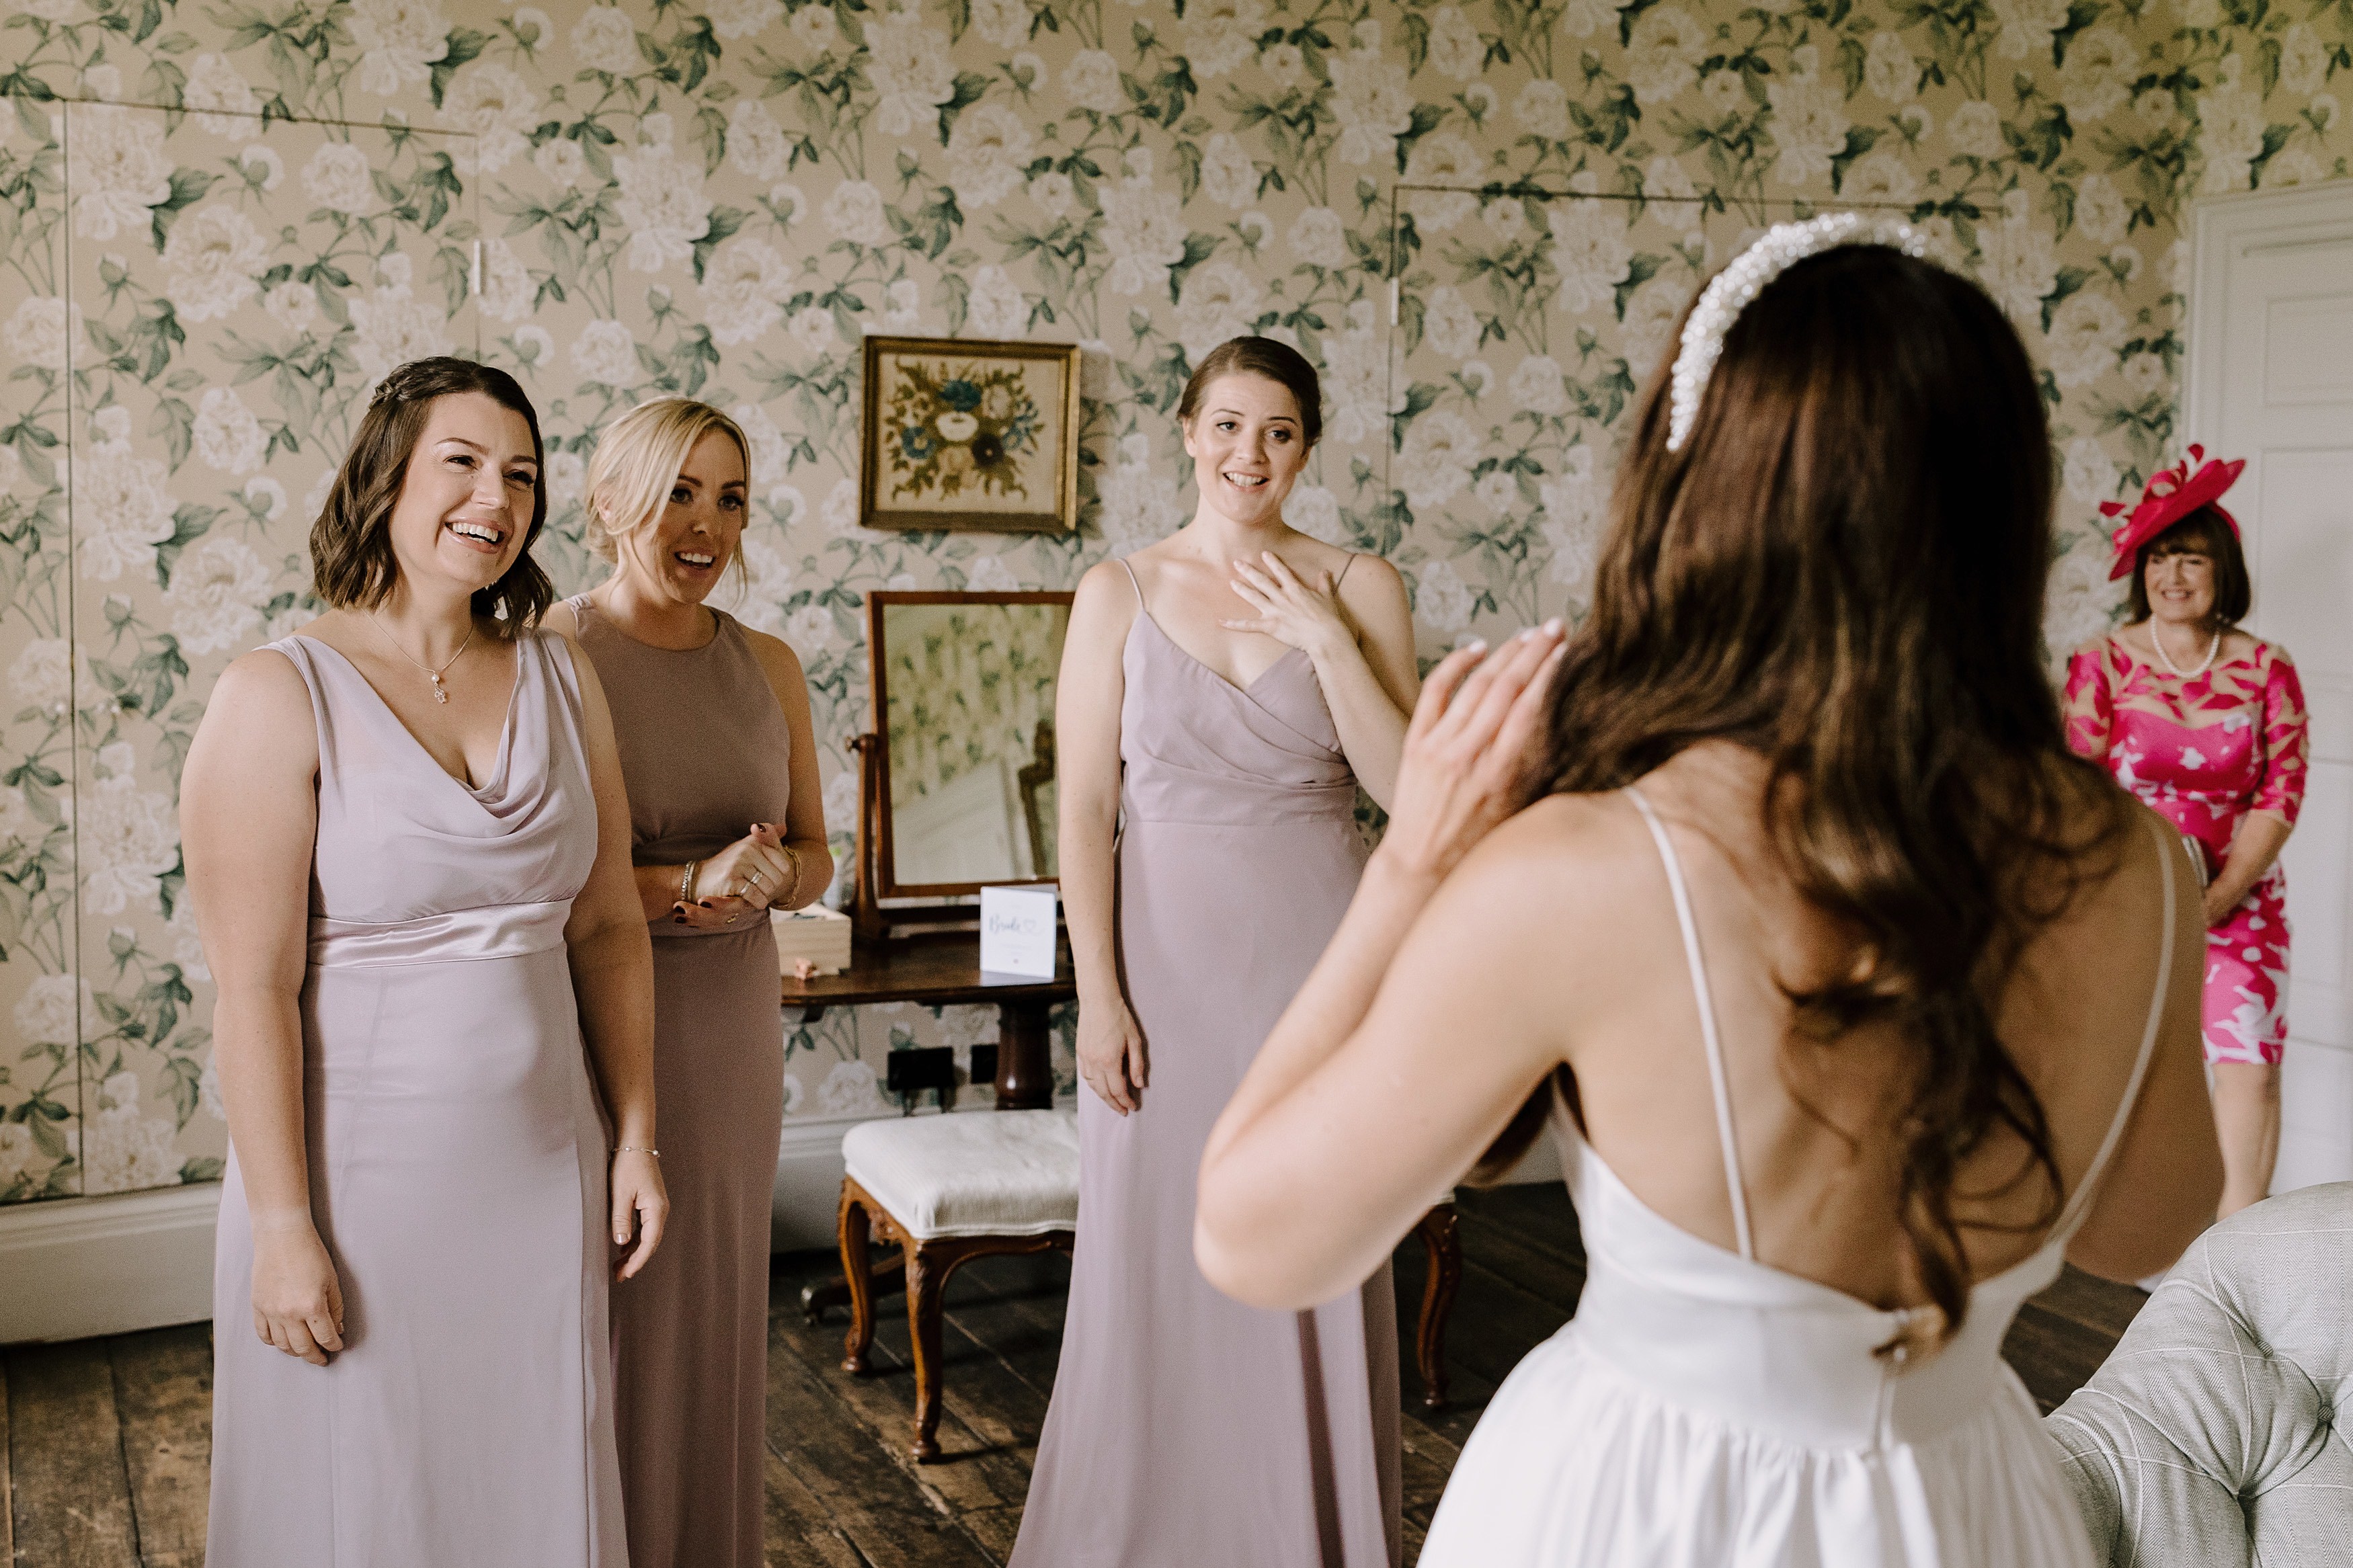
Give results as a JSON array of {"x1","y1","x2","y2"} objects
[
  {"x1": 207, "y1": 630, "x2": 625, "y2": 1567},
  {"x1": 1011, "y1": 563, "x2": 1402, "y2": 1568}
]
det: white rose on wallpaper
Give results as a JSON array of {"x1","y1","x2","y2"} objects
[
  {"x1": 1473, "y1": 470, "x2": 1519, "y2": 517},
  {"x1": 1402, "y1": 132, "x2": 1481, "y2": 231},
  {"x1": 1548, "y1": 200, "x2": 1633, "y2": 313},
  {"x1": 1840, "y1": 147, "x2": 1919, "y2": 206},
  {"x1": 1949, "y1": 100, "x2": 2005, "y2": 161},
  {"x1": 1286, "y1": 206, "x2": 1350, "y2": 270},
  {"x1": 1991, "y1": 0, "x2": 2070, "y2": 60},
  {"x1": 473, "y1": 237, "x2": 534, "y2": 325},
  {"x1": 1101, "y1": 179, "x2": 1190, "y2": 296},
  {"x1": 1624, "y1": 9, "x2": 1703, "y2": 106},
  {"x1": 350, "y1": 0, "x2": 450, "y2": 95},
  {"x1": 245, "y1": 475, "x2": 288, "y2": 520},
  {"x1": 1329, "y1": 52, "x2": 1414, "y2": 165},
  {"x1": 570, "y1": 6, "x2": 643, "y2": 74},
  {"x1": 815, "y1": 1058, "x2": 881, "y2": 1115},
  {"x1": 2044, "y1": 292, "x2": 2128, "y2": 387},
  {"x1": 1620, "y1": 274, "x2": 1685, "y2": 374},
  {"x1": 786, "y1": 604, "x2": 838, "y2": 653},
  {"x1": 10, "y1": 638, "x2": 72, "y2": 711},
  {"x1": 81, "y1": 771, "x2": 180, "y2": 915},
  {"x1": 2073, "y1": 173, "x2": 2130, "y2": 245},
  {"x1": 0, "y1": 1121, "x2": 40, "y2": 1192},
  {"x1": 165, "y1": 534, "x2": 274, "y2": 653},
  {"x1": 2044, "y1": 542, "x2": 2120, "y2": 655},
  {"x1": 821, "y1": 478, "x2": 861, "y2": 536},
  {"x1": 1183, "y1": 0, "x2": 1266, "y2": 78},
  {"x1": 69, "y1": 104, "x2": 173, "y2": 241},
  {"x1": 438, "y1": 60, "x2": 537, "y2": 174},
  {"x1": 14, "y1": 0, "x2": 80, "y2": 22},
  {"x1": 1197, "y1": 132, "x2": 1257, "y2": 208},
  {"x1": 2196, "y1": 81, "x2": 2267, "y2": 192},
  {"x1": 1283, "y1": 483, "x2": 1344, "y2": 544},
  {"x1": 3, "y1": 295, "x2": 81, "y2": 369},
  {"x1": 1029, "y1": 169, "x2": 1075, "y2": 216},
  {"x1": 822, "y1": 179, "x2": 893, "y2": 247},
  {"x1": 1698, "y1": 67, "x2": 1746, "y2": 122},
  {"x1": 788, "y1": 2, "x2": 838, "y2": 52},
  {"x1": 1062, "y1": 48, "x2": 1127, "y2": 114},
  {"x1": 1396, "y1": 409, "x2": 1477, "y2": 510},
  {"x1": 192, "y1": 386, "x2": 267, "y2": 474},
  {"x1": 2278, "y1": 24, "x2": 2330, "y2": 97},
  {"x1": 1862, "y1": 32, "x2": 1915, "y2": 102},
  {"x1": 867, "y1": 13, "x2": 957, "y2": 136},
  {"x1": 1558, "y1": 0, "x2": 1613, "y2": 36},
  {"x1": 946, "y1": 101, "x2": 1033, "y2": 208},
  {"x1": 350, "y1": 284, "x2": 451, "y2": 388},
  {"x1": 83, "y1": 1072, "x2": 182, "y2": 1195},
  {"x1": 965, "y1": 555, "x2": 1021, "y2": 594},
  {"x1": 701, "y1": 237, "x2": 793, "y2": 345},
  {"x1": 1322, "y1": 323, "x2": 1393, "y2": 446},
  {"x1": 2062, "y1": 436, "x2": 2118, "y2": 505},
  {"x1": 1978, "y1": 214, "x2": 2059, "y2": 323},
  {"x1": 964, "y1": 264, "x2": 1028, "y2": 338},
  {"x1": 1513, "y1": 78, "x2": 1570, "y2": 140},
  {"x1": 787, "y1": 305, "x2": 838, "y2": 356},
  {"x1": 1421, "y1": 284, "x2": 1482, "y2": 360},
  {"x1": 182, "y1": 52, "x2": 260, "y2": 136},
  {"x1": 0, "y1": 783, "x2": 42, "y2": 855},
  {"x1": 2059, "y1": 26, "x2": 2135, "y2": 128},
  {"x1": 301, "y1": 140, "x2": 375, "y2": 213},
  {"x1": 15, "y1": 973, "x2": 93, "y2": 1046},
  {"x1": 706, "y1": 0, "x2": 779, "y2": 40},
  {"x1": 534, "y1": 136, "x2": 589, "y2": 190},
  {"x1": 1173, "y1": 259, "x2": 1263, "y2": 362},
  {"x1": 2266, "y1": 146, "x2": 2331, "y2": 187},
  {"x1": 1094, "y1": 460, "x2": 1185, "y2": 552},
  {"x1": 1767, "y1": 77, "x2": 1848, "y2": 188},
  {"x1": 614, "y1": 142, "x2": 711, "y2": 272},
  {"x1": 547, "y1": 449, "x2": 586, "y2": 506},
  {"x1": 163, "y1": 204, "x2": 269, "y2": 322},
  {"x1": 1425, "y1": 6, "x2": 1486, "y2": 79},
  {"x1": 2120, "y1": 350, "x2": 2166, "y2": 403},
  {"x1": 1412, "y1": 558, "x2": 1476, "y2": 636},
  {"x1": 571, "y1": 319, "x2": 641, "y2": 388},
  {"x1": 933, "y1": 1004, "x2": 1000, "y2": 1056},
  {"x1": 72, "y1": 444, "x2": 177, "y2": 581},
  {"x1": 727, "y1": 98, "x2": 793, "y2": 183},
  {"x1": 1507, "y1": 354, "x2": 1571, "y2": 417},
  {"x1": 261, "y1": 280, "x2": 319, "y2": 336},
  {"x1": 726, "y1": 536, "x2": 793, "y2": 633},
  {"x1": 1544, "y1": 505, "x2": 1600, "y2": 599},
  {"x1": 883, "y1": 278, "x2": 923, "y2": 332},
  {"x1": 969, "y1": 0, "x2": 1031, "y2": 49}
]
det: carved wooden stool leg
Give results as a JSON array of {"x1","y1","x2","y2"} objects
[
  {"x1": 1415, "y1": 1202, "x2": 1462, "y2": 1410},
  {"x1": 904, "y1": 1241, "x2": 948, "y2": 1462},
  {"x1": 838, "y1": 1182, "x2": 878, "y2": 1375}
]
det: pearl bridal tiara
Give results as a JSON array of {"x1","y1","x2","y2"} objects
[{"x1": 1665, "y1": 212, "x2": 1933, "y2": 453}]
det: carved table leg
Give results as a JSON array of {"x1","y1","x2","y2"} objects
[
  {"x1": 1414, "y1": 1202, "x2": 1462, "y2": 1410},
  {"x1": 838, "y1": 1182, "x2": 879, "y2": 1375},
  {"x1": 995, "y1": 997, "x2": 1053, "y2": 1110}
]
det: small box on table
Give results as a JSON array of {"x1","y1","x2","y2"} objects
[{"x1": 772, "y1": 904, "x2": 853, "y2": 977}]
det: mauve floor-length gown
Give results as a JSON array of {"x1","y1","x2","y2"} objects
[
  {"x1": 574, "y1": 597, "x2": 792, "y2": 1568},
  {"x1": 1011, "y1": 561, "x2": 1402, "y2": 1568},
  {"x1": 207, "y1": 631, "x2": 626, "y2": 1567}
]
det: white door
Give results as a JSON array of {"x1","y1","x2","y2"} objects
[{"x1": 2186, "y1": 179, "x2": 2353, "y2": 1194}]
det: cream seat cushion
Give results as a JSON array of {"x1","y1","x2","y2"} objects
[{"x1": 841, "y1": 1108, "x2": 1079, "y2": 1241}]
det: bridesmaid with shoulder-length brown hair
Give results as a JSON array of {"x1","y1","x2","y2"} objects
[
  {"x1": 184, "y1": 356, "x2": 663, "y2": 1566},
  {"x1": 544, "y1": 396, "x2": 830, "y2": 1568}
]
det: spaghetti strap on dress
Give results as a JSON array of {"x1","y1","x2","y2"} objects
[{"x1": 1418, "y1": 788, "x2": 2178, "y2": 1567}]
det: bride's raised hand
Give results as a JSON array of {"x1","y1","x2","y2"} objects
[
  {"x1": 1375, "y1": 624, "x2": 1566, "y2": 883},
  {"x1": 1222, "y1": 552, "x2": 1351, "y2": 658}
]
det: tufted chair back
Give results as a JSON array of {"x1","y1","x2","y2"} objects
[{"x1": 2045, "y1": 1182, "x2": 2353, "y2": 1565}]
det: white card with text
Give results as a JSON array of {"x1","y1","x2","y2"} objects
[{"x1": 980, "y1": 885, "x2": 1060, "y2": 979}]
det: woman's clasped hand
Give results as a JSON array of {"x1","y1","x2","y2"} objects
[{"x1": 672, "y1": 822, "x2": 795, "y2": 928}]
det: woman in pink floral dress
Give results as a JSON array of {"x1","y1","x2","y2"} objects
[{"x1": 2066, "y1": 447, "x2": 2309, "y2": 1217}]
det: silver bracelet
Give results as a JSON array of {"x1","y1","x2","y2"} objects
[{"x1": 614, "y1": 1145, "x2": 660, "y2": 1159}]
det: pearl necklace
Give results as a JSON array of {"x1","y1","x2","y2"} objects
[{"x1": 2151, "y1": 624, "x2": 2219, "y2": 679}]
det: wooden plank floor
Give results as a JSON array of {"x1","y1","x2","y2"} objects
[{"x1": 2, "y1": 1183, "x2": 2143, "y2": 1565}]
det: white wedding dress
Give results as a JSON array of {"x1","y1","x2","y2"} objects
[{"x1": 1419, "y1": 788, "x2": 2173, "y2": 1567}]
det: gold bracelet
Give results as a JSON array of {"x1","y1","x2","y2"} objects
[
  {"x1": 614, "y1": 1145, "x2": 660, "y2": 1159},
  {"x1": 680, "y1": 860, "x2": 699, "y2": 904},
  {"x1": 778, "y1": 843, "x2": 801, "y2": 906}
]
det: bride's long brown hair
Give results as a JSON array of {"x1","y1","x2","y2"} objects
[{"x1": 1477, "y1": 245, "x2": 2129, "y2": 1344}]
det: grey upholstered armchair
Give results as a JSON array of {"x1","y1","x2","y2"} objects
[{"x1": 2046, "y1": 1181, "x2": 2353, "y2": 1565}]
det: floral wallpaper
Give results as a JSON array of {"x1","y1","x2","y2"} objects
[{"x1": 0, "y1": 0, "x2": 2345, "y2": 1204}]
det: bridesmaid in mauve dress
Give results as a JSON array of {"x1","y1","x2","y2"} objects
[
  {"x1": 551, "y1": 397, "x2": 831, "y2": 1568},
  {"x1": 184, "y1": 359, "x2": 664, "y2": 1567},
  {"x1": 1013, "y1": 338, "x2": 1421, "y2": 1567}
]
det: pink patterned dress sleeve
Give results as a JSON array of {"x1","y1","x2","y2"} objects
[{"x1": 2067, "y1": 635, "x2": 2301, "y2": 1067}]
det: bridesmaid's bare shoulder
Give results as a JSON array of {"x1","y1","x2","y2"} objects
[{"x1": 737, "y1": 624, "x2": 813, "y2": 710}]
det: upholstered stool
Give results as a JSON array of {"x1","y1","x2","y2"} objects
[
  {"x1": 2046, "y1": 1181, "x2": 2353, "y2": 1565},
  {"x1": 834, "y1": 1110, "x2": 1468, "y2": 1458}
]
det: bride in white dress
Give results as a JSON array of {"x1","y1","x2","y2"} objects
[{"x1": 1195, "y1": 216, "x2": 2224, "y2": 1565}]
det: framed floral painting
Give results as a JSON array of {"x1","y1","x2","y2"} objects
[{"x1": 859, "y1": 337, "x2": 1083, "y2": 534}]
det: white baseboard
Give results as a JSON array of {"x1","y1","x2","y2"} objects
[{"x1": 0, "y1": 1182, "x2": 219, "y2": 1345}]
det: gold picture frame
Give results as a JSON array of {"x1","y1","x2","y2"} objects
[{"x1": 859, "y1": 335, "x2": 1084, "y2": 534}]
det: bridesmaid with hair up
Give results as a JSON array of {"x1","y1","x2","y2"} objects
[
  {"x1": 1012, "y1": 336, "x2": 1420, "y2": 1567},
  {"x1": 546, "y1": 395, "x2": 831, "y2": 1568}
]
